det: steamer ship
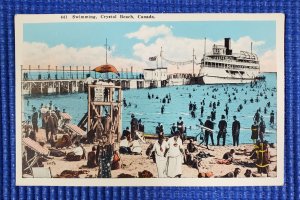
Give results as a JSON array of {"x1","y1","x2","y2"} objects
[{"x1": 199, "y1": 38, "x2": 261, "y2": 84}]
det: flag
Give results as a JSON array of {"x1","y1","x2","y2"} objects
[{"x1": 149, "y1": 56, "x2": 157, "y2": 61}]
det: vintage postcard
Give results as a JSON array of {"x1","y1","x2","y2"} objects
[{"x1": 15, "y1": 13, "x2": 284, "y2": 186}]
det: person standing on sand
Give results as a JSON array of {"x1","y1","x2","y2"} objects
[
  {"x1": 103, "y1": 114, "x2": 112, "y2": 143},
  {"x1": 177, "y1": 117, "x2": 185, "y2": 140},
  {"x1": 96, "y1": 134, "x2": 114, "y2": 178},
  {"x1": 259, "y1": 117, "x2": 266, "y2": 142},
  {"x1": 217, "y1": 115, "x2": 227, "y2": 146},
  {"x1": 164, "y1": 132, "x2": 184, "y2": 178},
  {"x1": 251, "y1": 121, "x2": 259, "y2": 144},
  {"x1": 232, "y1": 116, "x2": 241, "y2": 146},
  {"x1": 130, "y1": 114, "x2": 139, "y2": 140},
  {"x1": 204, "y1": 116, "x2": 214, "y2": 148},
  {"x1": 31, "y1": 107, "x2": 39, "y2": 133},
  {"x1": 170, "y1": 123, "x2": 177, "y2": 136},
  {"x1": 149, "y1": 135, "x2": 168, "y2": 178}
]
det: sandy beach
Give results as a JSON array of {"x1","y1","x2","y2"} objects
[{"x1": 38, "y1": 131, "x2": 277, "y2": 178}]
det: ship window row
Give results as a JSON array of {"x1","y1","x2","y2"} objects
[
  {"x1": 207, "y1": 56, "x2": 258, "y2": 64},
  {"x1": 204, "y1": 62, "x2": 259, "y2": 69}
]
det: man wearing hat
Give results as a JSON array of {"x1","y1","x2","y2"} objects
[
  {"x1": 31, "y1": 107, "x2": 39, "y2": 133},
  {"x1": 156, "y1": 122, "x2": 164, "y2": 136},
  {"x1": 103, "y1": 113, "x2": 112, "y2": 143},
  {"x1": 130, "y1": 113, "x2": 139, "y2": 140},
  {"x1": 232, "y1": 116, "x2": 241, "y2": 146},
  {"x1": 204, "y1": 116, "x2": 214, "y2": 148}
]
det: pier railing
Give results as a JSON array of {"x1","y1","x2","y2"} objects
[{"x1": 22, "y1": 71, "x2": 144, "y2": 81}]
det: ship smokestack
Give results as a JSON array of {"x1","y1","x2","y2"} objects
[{"x1": 224, "y1": 38, "x2": 232, "y2": 55}]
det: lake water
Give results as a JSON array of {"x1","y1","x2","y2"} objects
[{"x1": 23, "y1": 73, "x2": 277, "y2": 144}]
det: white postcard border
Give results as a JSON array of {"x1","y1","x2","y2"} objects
[{"x1": 15, "y1": 13, "x2": 285, "y2": 186}]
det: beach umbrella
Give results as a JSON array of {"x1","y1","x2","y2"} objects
[{"x1": 93, "y1": 64, "x2": 120, "y2": 77}]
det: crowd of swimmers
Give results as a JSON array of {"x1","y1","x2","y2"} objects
[{"x1": 23, "y1": 78, "x2": 276, "y2": 178}]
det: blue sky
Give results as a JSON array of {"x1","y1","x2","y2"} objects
[
  {"x1": 22, "y1": 21, "x2": 277, "y2": 72},
  {"x1": 24, "y1": 21, "x2": 276, "y2": 57}
]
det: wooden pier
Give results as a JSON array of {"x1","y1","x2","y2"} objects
[{"x1": 21, "y1": 78, "x2": 154, "y2": 95}]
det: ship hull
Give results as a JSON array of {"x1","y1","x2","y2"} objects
[
  {"x1": 200, "y1": 75, "x2": 255, "y2": 84},
  {"x1": 200, "y1": 67, "x2": 260, "y2": 84}
]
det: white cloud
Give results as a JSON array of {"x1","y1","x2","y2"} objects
[
  {"x1": 131, "y1": 35, "x2": 275, "y2": 73},
  {"x1": 125, "y1": 25, "x2": 172, "y2": 43},
  {"x1": 22, "y1": 33, "x2": 276, "y2": 75},
  {"x1": 259, "y1": 50, "x2": 277, "y2": 72},
  {"x1": 22, "y1": 42, "x2": 147, "y2": 72}
]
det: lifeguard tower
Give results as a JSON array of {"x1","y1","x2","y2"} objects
[{"x1": 87, "y1": 81, "x2": 122, "y2": 144}]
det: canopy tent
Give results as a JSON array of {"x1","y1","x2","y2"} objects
[{"x1": 93, "y1": 64, "x2": 120, "y2": 76}]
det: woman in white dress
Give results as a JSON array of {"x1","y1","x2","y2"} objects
[
  {"x1": 164, "y1": 132, "x2": 184, "y2": 178},
  {"x1": 149, "y1": 135, "x2": 168, "y2": 178}
]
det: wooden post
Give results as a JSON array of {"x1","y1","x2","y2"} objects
[
  {"x1": 69, "y1": 66, "x2": 72, "y2": 79},
  {"x1": 76, "y1": 66, "x2": 78, "y2": 79},
  {"x1": 56, "y1": 66, "x2": 58, "y2": 80},
  {"x1": 58, "y1": 82, "x2": 61, "y2": 94},
  {"x1": 83, "y1": 66, "x2": 85, "y2": 79},
  {"x1": 87, "y1": 85, "x2": 91, "y2": 132}
]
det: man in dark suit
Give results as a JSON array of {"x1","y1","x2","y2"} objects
[
  {"x1": 217, "y1": 115, "x2": 227, "y2": 146},
  {"x1": 232, "y1": 116, "x2": 241, "y2": 146},
  {"x1": 31, "y1": 107, "x2": 39, "y2": 133},
  {"x1": 204, "y1": 116, "x2": 214, "y2": 148}
]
